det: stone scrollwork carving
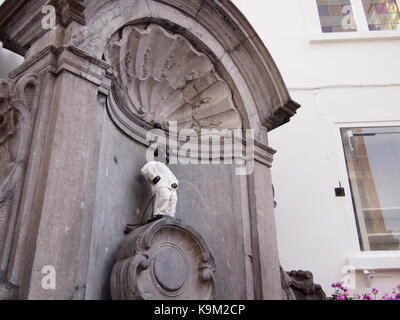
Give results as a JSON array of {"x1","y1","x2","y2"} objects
[
  {"x1": 111, "y1": 218, "x2": 216, "y2": 300},
  {"x1": 0, "y1": 74, "x2": 38, "y2": 291},
  {"x1": 281, "y1": 269, "x2": 326, "y2": 300},
  {"x1": 105, "y1": 23, "x2": 242, "y2": 132}
]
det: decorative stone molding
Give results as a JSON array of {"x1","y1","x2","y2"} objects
[
  {"x1": 0, "y1": 0, "x2": 87, "y2": 56},
  {"x1": 111, "y1": 217, "x2": 216, "y2": 300},
  {"x1": 105, "y1": 23, "x2": 242, "y2": 132},
  {"x1": 51, "y1": 0, "x2": 86, "y2": 27},
  {"x1": 9, "y1": 46, "x2": 112, "y2": 96},
  {"x1": 0, "y1": 74, "x2": 38, "y2": 298},
  {"x1": 0, "y1": 75, "x2": 38, "y2": 229},
  {"x1": 263, "y1": 98, "x2": 301, "y2": 131},
  {"x1": 254, "y1": 140, "x2": 276, "y2": 167}
]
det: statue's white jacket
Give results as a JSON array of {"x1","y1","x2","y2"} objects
[
  {"x1": 141, "y1": 161, "x2": 178, "y2": 192},
  {"x1": 141, "y1": 161, "x2": 179, "y2": 217}
]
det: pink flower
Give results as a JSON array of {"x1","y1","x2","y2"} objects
[
  {"x1": 330, "y1": 281, "x2": 400, "y2": 300},
  {"x1": 331, "y1": 282, "x2": 343, "y2": 288},
  {"x1": 363, "y1": 294, "x2": 373, "y2": 300}
]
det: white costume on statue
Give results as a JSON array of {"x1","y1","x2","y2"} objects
[{"x1": 141, "y1": 161, "x2": 178, "y2": 218}]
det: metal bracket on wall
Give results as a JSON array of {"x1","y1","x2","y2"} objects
[{"x1": 335, "y1": 182, "x2": 346, "y2": 197}]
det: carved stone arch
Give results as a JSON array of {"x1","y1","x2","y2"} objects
[{"x1": 70, "y1": 0, "x2": 300, "y2": 141}]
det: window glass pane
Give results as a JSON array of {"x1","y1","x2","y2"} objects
[
  {"x1": 316, "y1": 0, "x2": 357, "y2": 33},
  {"x1": 341, "y1": 127, "x2": 400, "y2": 251},
  {"x1": 362, "y1": 0, "x2": 400, "y2": 31}
]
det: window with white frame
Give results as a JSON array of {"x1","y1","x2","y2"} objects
[
  {"x1": 341, "y1": 126, "x2": 400, "y2": 251},
  {"x1": 316, "y1": 0, "x2": 400, "y2": 33}
]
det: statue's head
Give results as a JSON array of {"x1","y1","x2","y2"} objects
[
  {"x1": 153, "y1": 146, "x2": 169, "y2": 164},
  {"x1": 147, "y1": 123, "x2": 170, "y2": 164}
]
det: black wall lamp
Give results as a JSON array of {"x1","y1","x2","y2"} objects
[{"x1": 335, "y1": 182, "x2": 346, "y2": 197}]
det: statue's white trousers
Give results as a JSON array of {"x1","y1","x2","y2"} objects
[{"x1": 154, "y1": 187, "x2": 178, "y2": 218}]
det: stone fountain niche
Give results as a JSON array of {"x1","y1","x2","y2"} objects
[
  {"x1": 0, "y1": 0, "x2": 300, "y2": 300},
  {"x1": 89, "y1": 22, "x2": 251, "y2": 300}
]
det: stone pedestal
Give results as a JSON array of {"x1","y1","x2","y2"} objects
[{"x1": 111, "y1": 218, "x2": 215, "y2": 300}]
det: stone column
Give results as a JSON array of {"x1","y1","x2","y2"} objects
[
  {"x1": 30, "y1": 49, "x2": 109, "y2": 300},
  {"x1": 248, "y1": 143, "x2": 282, "y2": 300},
  {"x1": 3, "y1": 46, "x2": 111, "y2": 299}
]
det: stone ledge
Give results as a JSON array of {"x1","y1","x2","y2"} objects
[{"x1": 9, "y1": 45, "x2": 112, "y2": 91}]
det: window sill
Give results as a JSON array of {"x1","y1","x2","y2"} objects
[
  {"x1": 308, "y1": 30, "x2": 400, "y2": 43},
  {"x1": 347, "y1": 252, "x2": 400, "y2": 270}
]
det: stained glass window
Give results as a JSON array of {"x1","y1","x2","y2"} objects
[
  {"x1": 316, "y1": 0, "x2": 357, "y2": 33},
  {"x1": 362, "y1": 0, "x2": 400, "y2": 31}
]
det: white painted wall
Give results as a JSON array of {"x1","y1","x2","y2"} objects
[
  {"x1": 0, "y1": 43, "x2": 23, "y2": 78},
  {"x1": 233, "y1": 0, "x2": 400, "y2": 296}
]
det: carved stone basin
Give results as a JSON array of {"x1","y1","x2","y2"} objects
[{"x1": 111, "y1": 217, "x2": 215, "y2": 300}]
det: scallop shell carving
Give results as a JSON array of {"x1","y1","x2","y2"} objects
[{"x1": 105, "y1": 24, "x2": 242, "y2": 130}]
